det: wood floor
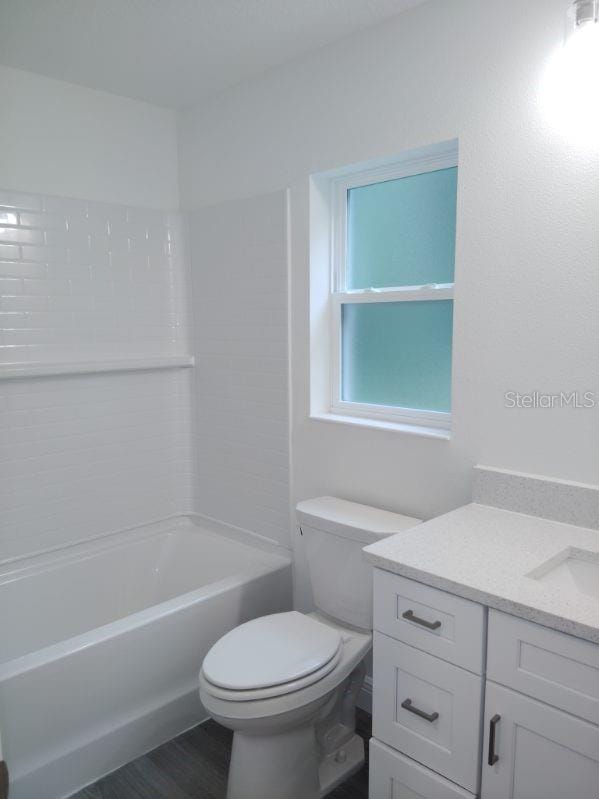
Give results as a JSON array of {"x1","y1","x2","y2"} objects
[{"x1": 71, "y1": 711, "x2": 371, "y2": 799}]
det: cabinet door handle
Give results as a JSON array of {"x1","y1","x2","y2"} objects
[
  {"x1": 401, "y1": 698, "x2": 439, "y2": 723},
  {"x1": 402, "y1": 609, "x2": 442, "y2": 630},
  {"x1": 488, "y1": 714, "x2": 501, "y2": 765}
]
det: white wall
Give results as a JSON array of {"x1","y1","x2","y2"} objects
[
  {"x1": 188, "y1": 191, "x2": 290, "y2": 546},
  {"x1": 0, "y1": 190, "x2": 189, "y2": 363},
  {"x1": 178, "y1": 0, "x2": 599, "y2": 562},
  {"x1": 0, "y1": 188, "x2": 194, "y2": 560},
  {"x1": 0, "y1": 367, "x2": 194, "y2": 561},
  {"x1": 0, "y1": 71, "x2": 192, "y2": 561},
  {"x1": 0, "y1": 66, "x2": 179, "y2": 209}
]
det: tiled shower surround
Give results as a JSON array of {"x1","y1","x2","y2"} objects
[
  {"x1": 0, "y1": 187, "x2": 289, "y2": 560},
  {"x1": 0, "y1": 189, "x2": 194, "y2": 560},
  {"x1": 0, "y1": 189, "x2": 188, "y2": 362},
  {"x1": 189, "y1": 192, "x2": 290, "y2": 545},
  {"x1": 0, "y1": 369, "x2": 195, "y2": 560}
]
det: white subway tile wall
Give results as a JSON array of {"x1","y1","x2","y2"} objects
[
  {"x1": 0, "y1": 187, "x2": 290, "y2": 559},
  {"x1": 189, "y1": 191, "x2": 290, "y2": 546},
  {"x1": 0, "y1": 189, "x2": 195, "y2": 561},
  {"x1": 0, "y1": 189, "x2": 189, "y2": 363},
  {"x1": 0, "y1": 370, "x2": 195, "y2": 560}
]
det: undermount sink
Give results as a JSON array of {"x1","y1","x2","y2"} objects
[{"x1": 529, "y1": 548, "x2": 599, "y2": 600}]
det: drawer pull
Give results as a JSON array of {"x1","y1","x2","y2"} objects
[
  {"x1": 402, "y1": 609, "x2": 442, "y2": 630},
  {"x1": 488, "y1": 714, "x2": 501, "y2": 766},
  {"x1": 401, "y1": 698, "x2": 439, "y2": 723}
]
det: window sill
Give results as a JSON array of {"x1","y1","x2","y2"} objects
[{"x1": 309, "y1": 412, "x2": 451, "y2": 440}]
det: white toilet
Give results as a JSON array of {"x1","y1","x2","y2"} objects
[{"x1": 199, "y1": 496, "x2": 420, "y2": 799}]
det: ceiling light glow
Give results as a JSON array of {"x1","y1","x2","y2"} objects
[{"x1": 542, "y1": 1, "x2": 599, "y2": 144}]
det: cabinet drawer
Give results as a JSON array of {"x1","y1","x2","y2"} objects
[
  {"x1": 373, "y1": 569, "x2": 485, "y2": 674},
  {"x1": 487, "y1": 610, "x2": 599, "y2": 725},
  {"x1": 372, "y1": 633, "x2": 483, "y2": 793},
  {"x1": 369, "y1": 738, "x2": 476, "y2": 799}
]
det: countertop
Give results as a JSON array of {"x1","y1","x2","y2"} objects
[{"x1": 363, "y1": 503, "x2": 599, "y2": 644}]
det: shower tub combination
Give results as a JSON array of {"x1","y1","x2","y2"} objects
[{"x1": 0, "y1": 518, "x2": 292, "y2": 799}]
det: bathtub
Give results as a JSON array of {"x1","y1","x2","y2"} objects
[{"x1": 0, "y1": 517, "x2": 292, "y2": 799}]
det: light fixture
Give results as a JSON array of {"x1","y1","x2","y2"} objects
[
  {"x1": 541, "y1": 0, "x2": 599, "y2": 143},
  {"x1": 566, "y1": 0, "x2": 598, "y2": 40}
]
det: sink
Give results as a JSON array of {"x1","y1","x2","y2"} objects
[{"x1": 529, "y1": 548, "x2": 599, "y2": 600}]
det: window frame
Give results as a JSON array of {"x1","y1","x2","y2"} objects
[{"x1": 329, "y1": 148, "x2": 458, "y2": 432}]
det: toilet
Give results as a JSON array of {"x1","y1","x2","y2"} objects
[{"x1": 199, "y1": 496, "x2": 421, "y2": 799}]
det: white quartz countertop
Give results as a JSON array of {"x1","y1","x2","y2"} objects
[{"x1": 363, "y1": 503, "x2": 599, "y2": 644}]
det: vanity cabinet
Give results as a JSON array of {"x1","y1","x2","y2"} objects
[
  {"x1": 370, "y1": 569, "x2": 599, "y2": 799},
  {"x1": 482, "y1": 610, "x2": 599, "y2": 799},
  {"x1": 486, "y1": 609, "x2": 599, "y2": 725},
  {"x1": 370, "y1": 739, "x2": 475, "y2": 799},
  {"x1": 481, "y1": 682, "x2": 599, "y2": 799},
  {"x1": 373, "y1": 633, "x2": 482, "y2": 791}
]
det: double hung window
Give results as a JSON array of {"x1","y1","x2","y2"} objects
[{"x1": 329, "y1": 147, "x2": 458, "y2": 432}]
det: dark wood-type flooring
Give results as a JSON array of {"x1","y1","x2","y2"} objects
[{"x1": 70, "y1": 711, "x2": 371, "y2": 799}]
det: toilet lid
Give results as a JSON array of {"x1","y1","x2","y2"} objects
[{"x1": 202, "y1": 611, "x2": 342, "y2": 691}]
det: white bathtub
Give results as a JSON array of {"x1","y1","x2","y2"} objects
[{"x1": 0, "y1": 517, "x2": 292, "y2": 799}]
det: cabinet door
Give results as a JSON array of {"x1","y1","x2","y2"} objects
[
  {"x1": 481, "y1": 682, "x2": 599, "y2": 799},
  {"x1": 487, "y1": 610, "x2": 599, "y2": 725}
]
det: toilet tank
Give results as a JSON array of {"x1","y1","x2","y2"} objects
[{"x1": 296, "y1": 497, "x2": 421, "y2": 631}]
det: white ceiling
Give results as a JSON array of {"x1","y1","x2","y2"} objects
[{"x1": 0, "y1": 0, "x2": 428, "y2": 109}]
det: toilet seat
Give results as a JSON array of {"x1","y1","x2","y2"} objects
[
  {"x1": 200, "y1": 613, "x2": 372, "y2": 723},
  {"x1": 202, "y1": 611, "x2": 343, "y2": 701},
  {"x1": 202, "y1": 645, "x2": 343, "y2": 701}
]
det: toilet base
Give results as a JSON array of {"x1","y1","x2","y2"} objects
[
  {"x1": 199, "y1": 620, "x2": 372, "y2": 799},
  {"x1": 225, "y1": 725, "x2": 365, "y2": 799},
  {"x1": 226, "y1": 722, "x2": 321, "y2": 799},
  {"x1": 318, "y1": 733, "x2": 365, "y2": 797}
]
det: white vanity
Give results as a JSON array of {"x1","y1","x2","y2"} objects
[{"x1": 363, "y1": 503, "x2": 599, "y2": 799}]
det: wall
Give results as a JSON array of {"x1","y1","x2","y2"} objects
[
  {"x1": 178, "y1": 0, "x2": 599, "y2": 546},
  {"x1": 0, "y1": 190, "x2": 188, "y2": 363},
  {"x1": 0, "y1": 367, "x2": 194, "y2": 561},
  {"x1": 0, "y1": 65, "x2": 179, "y2": 208},
  {"x1": 188, "y1": 191, "x2": 290, "y2": 547},
  {"x1": 0, "y1": 188, "x2": 194, "y2": 561},
  {"x1": 0, "y1": 70, "x2": 192, "y2": 562}
]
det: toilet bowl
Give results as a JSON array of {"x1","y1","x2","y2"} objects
[
  {"x1": 199, "y1": 497, "x2": 421, "y2": 799},
  {"x1": 200, "y1": 611, "x2": 372, "y2": 799}
]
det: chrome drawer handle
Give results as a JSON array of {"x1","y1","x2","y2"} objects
[
  {"x1": 401, "y1": 698, "x2": 439, "y2": 723},
  {"x1": 488, "y1": 714, "x2": 501, "y2": 765},
  {"x1": 402, "y1": 609, "x2": 442, "y2": 630}
]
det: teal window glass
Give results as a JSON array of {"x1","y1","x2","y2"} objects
[
  {"x1": 347, "y1": 167, "x2": 457, "y2": 290},
  {"x1": 341, "y1": 300, "x2": 453, "y2": 412}
]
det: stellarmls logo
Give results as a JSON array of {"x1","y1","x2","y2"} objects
[{"x1": 504, "y1": 391, "x2": 597, "y2": 409}]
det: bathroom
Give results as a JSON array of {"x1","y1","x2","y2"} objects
[{"x1": 0, "y1": 0, "x2": 598, "y2": 797}]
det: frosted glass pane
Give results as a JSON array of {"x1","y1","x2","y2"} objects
[
  {"x1": 341, "y1": 301, "x2": 453, "y2": 412},
  {"x1": 347, "y1": 167, "x2": 457, "y2": 289}
]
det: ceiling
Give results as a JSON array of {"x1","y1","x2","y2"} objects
[{"x1": 0, "y1": 0, "x2": 427, "y2": 109}]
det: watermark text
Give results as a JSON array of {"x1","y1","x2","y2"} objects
[{"x1": 504, "y1": 391, "x2": 597, "y2": 409}]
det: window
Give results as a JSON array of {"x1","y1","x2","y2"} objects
[{"x1": 328, "y1": 145, "x2": 458, "y2": 434}]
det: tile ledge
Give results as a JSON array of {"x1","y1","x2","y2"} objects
[{"x1": 0, "y1": 356, "x2": 195, "y2": 380}]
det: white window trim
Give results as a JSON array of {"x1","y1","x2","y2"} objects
[{"x1": 328, "y1": 147, "x2": 458, "y2": 432}]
